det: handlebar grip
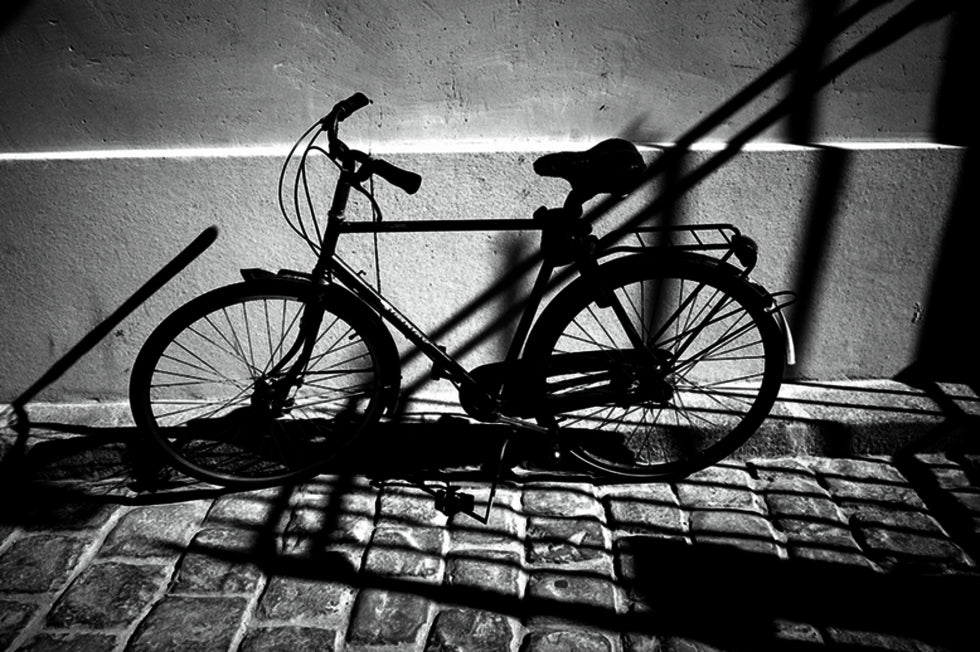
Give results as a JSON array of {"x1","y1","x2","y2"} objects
[
  {"x1": 372, "y1": 158, "x2": 422, "y2": 195},
  {"x1": 335, "y1": 92, "x2": 371, "y2": 121}
]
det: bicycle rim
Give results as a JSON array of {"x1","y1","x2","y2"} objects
[
  {"x1": 528, "y1": 256, "x2": 783, "y2": 480},
  {"x1": 131, "y1": 282, "x2": 388, "y2": 487}
]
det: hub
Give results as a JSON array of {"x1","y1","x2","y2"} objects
[
  {"x1": 614, "y1": 348, "x2": 675, "y2": 406},
  {"x1": 250, "y1": 377, "x2": 295, "y2": 418}
]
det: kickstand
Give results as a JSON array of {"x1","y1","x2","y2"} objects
[
  {"x1": 478, "y1": 433, "x2": 513, "y2": 524},
  {"x1": 433, "y1": 431, "x2": 514, "y2": 524}
]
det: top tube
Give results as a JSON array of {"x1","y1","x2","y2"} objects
[{"x1": 336, "y1": 218, "x2": 542, "y2": 234}]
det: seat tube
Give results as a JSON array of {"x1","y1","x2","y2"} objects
[{"x1": 578, "y1": 247, "x2": 649, "y2": 352}]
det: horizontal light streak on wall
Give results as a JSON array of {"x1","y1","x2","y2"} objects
[
  {"x1": 0, "y1": 145, "x2": 290, "y2": 161},
  {"x1": 0, "y1": 141, "x2": 962, "y2": 162},
  {"x1": 685, "y1": 141, "x2": 963, "y2": 152},
  {"x1": 375, "y1": 140, "x2": 964, "y2": 154}
]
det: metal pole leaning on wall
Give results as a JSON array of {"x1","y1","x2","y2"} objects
[{"x1": 0, "y1": 226, "x2": 219, "y2": 469}]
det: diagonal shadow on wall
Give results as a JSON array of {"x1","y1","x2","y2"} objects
[
  {"x1": 388, "y1": 0, "x2": 958, "y2": 410},
  {"x1": 899, "y1": 0, "x2": 979, "y2": 392},
  {"x1": 0, "y1": 0, "x2": 30, "y2": 34},
  {"x1": 782, "y1": 0, "x2": 851, "y2": 379},
  {"x1": 891, "y1": 1, "x2": 980, "y2": 461}
]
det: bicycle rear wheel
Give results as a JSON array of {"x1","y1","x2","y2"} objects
[
  {"x1": 524, "y1": 253, "x2": 784, "y2": 480},
  {"x1": 130, "y1": 279, "x2": 396, "y2": 487}
]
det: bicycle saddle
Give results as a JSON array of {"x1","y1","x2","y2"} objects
[{"x1": 533, "y1": 138, "x2": 645, "y2": 202}]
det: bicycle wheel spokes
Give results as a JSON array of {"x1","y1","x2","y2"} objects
[
  {"x1": 530, "y1": 257, "x2": 782, "y2": 479},
  {"x1": 136, "y1": 285, "x2": 386, "y2": 485}
]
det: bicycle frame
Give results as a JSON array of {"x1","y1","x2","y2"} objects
[
  {"x1": 344, "y1": 151, "x2": 719, "y2": 390},
  {"x1": 324, "y1": 214, "x2": 558, "y2": 416},
  {"x1": 266, "y1": 121, "x2": 788, "y2": 428}
]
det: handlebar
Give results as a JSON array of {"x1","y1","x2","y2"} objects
[
  {"x1": 335, "y1": 92, "x2": 372, "y2": 121},
  {"x1": 319, "y1": 92, "x2": 421, "y2": 195},
  {"x1": 357, "y1": 154, "x2": 423, "y2": 195},
  {"x1": 319, "y1": 92, "x2": 371, "y2": 133}
]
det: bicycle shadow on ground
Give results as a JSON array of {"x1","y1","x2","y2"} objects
[
  {"x1": 173, "y1": 460, "x2": 979, "y2": 650},
  {"x1": 0, "y1": 407, "x2": 571, "y2": 527},
  {"x1": 3, "y1": 391, "x2": 978, "y2": 649},
  {"x1": 3, "y1": 377, "x2": 978, "y2": 511}
]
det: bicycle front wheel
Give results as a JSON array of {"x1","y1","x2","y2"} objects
[
  {"x1": 130, "y1": 280, "x2": 396, "y2": 488},
  {"x1": 524, "y1": 254, "x2": 784, "y2": 480}
]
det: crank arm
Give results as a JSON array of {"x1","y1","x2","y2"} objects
[{"x1": 495, "y1": 415, "x2": 551, "y2": 435}]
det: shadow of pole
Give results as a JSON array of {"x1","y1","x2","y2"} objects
[
  {"x1": 782, "y1": 1, "x2": 850, "y2": 378},
  {"x1": 392, "y1": 0, "x2": 955, "y2": 404},
  {"x1": 0, "y1": 0, "x2": 30, "y2": 35},
  {"x1": 785, "y1": 149, "x2": 851, "y2": 377},
  {"x1": 892, "y1": 1, "x2": 979, "y2": 461},
  {"x1": 0, "y1": 227, "x2": 219, "y2": 481},
  {"x1": 900, "y1": 0, "x2": 979, "y2": 391}
]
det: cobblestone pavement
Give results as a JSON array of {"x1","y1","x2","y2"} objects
[{"x1": 1, "y1": 382, "x2": 979, "y2": 651}]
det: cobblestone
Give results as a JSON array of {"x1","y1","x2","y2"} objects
[
  {"x1": 2, "y1": 390, "x2": 979, "y2": 651},
  {"x1": 523, "y1": 483, "x2": 603, "y2": 518},
  {"x1": 675, "y1": 464, "x2": 761, "y2": 510},
  {"x1": 524, "y1": 571, "x2": 618, "y2": 629},
  {"x1": 0, "y1": 534, "x2": 89, "y2": 594},
  {"x1": 17, "y1": 631, "x2": 118, "y2": 652},
  {"x1": 46, "y1": 561, "x2": 168, "y2": 628},
  {"x1": 100, "y1": 502, "x2": 210, "y2": 559},
  {"x1": 239, "y1": 626, "x2": 338, "y2": 652},
  {"x1": 425, "y1": 608, "x2": 515, "y2": 651},
  {"x1": 255, "y1": 575, "x2": 353, "y2": 624},
  {"x1": 0, "y1": 601, "x2": 37, "y2": 649},
  {"x1": 346, "y1": 589, "x2": 430, "y2": 646},
  {"x1": 170, "y1": 528, "x2": 262, "y2": 594},
  {"x1": 522, "y1": 629, "x2": 615, "y2": 651},
  {"x1": 526, "y1": 516, "x2": 606, "y2": 565},
  {"x1": 444, "y1": 549, "x2": 522, "y2": 597},
  {"x1": 126, "y1": 595, "x2": 249, "y2": 652},
  {"x1": 603, "y1": 484, "x2": 685, "y2": 538},
  {"x1": 363, "y1": 526, "x2": 445, "y2": 579},
  {"x1": 688, "y1": 510, "x2": 781, "y2": 554}
]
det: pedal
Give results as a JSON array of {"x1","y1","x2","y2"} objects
[
  {"x1": 550, "y1": 426, "x2": 563, "y2": 465},
  {"x1": 434, "y1": 486, "x2": 475, "y2": 516},
  {"x1": 552, "y1": 443, "x2": 562, "y2": 464}
]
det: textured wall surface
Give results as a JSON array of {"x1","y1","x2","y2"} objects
[
  {"x1": 0, "y1": 0, "x2": 953, "y2": 150},
  {"x1": 0, "y1": 0, "x2": 971, "y2": 401}
]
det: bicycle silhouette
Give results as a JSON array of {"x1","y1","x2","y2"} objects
[{"x1": 130, "y1": 93, "x2": 795, "y2": 500}]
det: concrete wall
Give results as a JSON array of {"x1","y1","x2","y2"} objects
[{"x1": 0, "y1": 0, "x2": 972, "y2": 402}]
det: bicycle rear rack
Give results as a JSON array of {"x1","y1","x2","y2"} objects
[
  {"x1": 601, "y1": 223, "x2": 759, "y2": 274},
  {"x1": 604, "y1": 222, "x2": 799, "y2": 366}
]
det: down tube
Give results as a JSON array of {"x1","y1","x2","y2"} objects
[{"x1": 329, "y1": 254, "x2": 476, "y2": 385}]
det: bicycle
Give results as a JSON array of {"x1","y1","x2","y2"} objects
[{"x1": 130, "y1": 92, "x2": 795, "y2": 498}]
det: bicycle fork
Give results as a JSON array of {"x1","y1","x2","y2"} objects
[{"x1": 250, "y1": 300, "x2": 326, "y2": 416}]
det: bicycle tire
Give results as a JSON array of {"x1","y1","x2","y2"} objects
[
  {"x1": 523, "y1": 253, "x2": 784, "y2": 480},
  {"x1": 130, "y1": 279, "x2": 397, "y2": 488}
]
